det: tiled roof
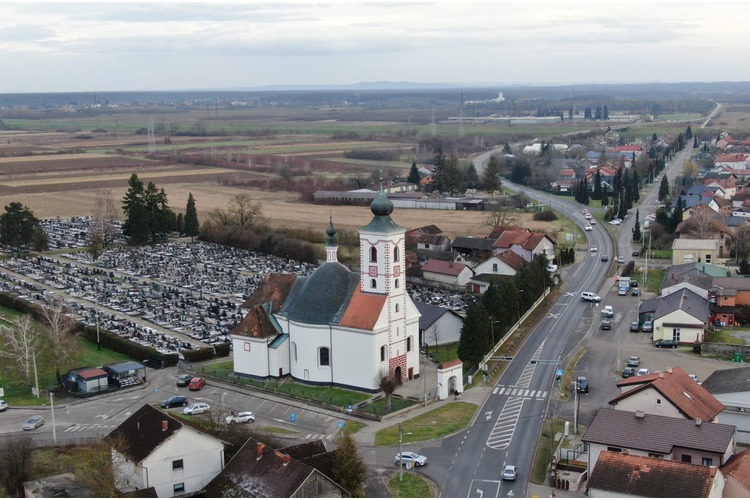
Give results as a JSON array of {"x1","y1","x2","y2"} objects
[
  {"x1": 414, "y1": 301, "x2": 462, "y2": 330},
  {"x1": 240, "y1": 273, "x2": 296, "y2": 312},
  {"x1": 582, "y1": 408, "x2": 735, "y2": 455},
  {"x1": 76, "y1": 367, "x2": 108, "y2": 379},
  {"x1": 106, "y1": 404, "x2": 184, "y2": 463},
  {"x1": 654, "y1": 288, "x2": 710, "y2": 325},
  {"x1": 589, "y1": 450, "x2": 717, "y2": 497},
  {"x1": 611, "y1": 366, "x2": 724, "y2": 421},
  {"x1": 496, "y1": 250, "x2": 526, "y2": 270},
  {"x1": 280, "y1": 262, "x2": 359, "y2": 325},
  {"x1": 701, "y1": 366, "x2": 750, "y2": 394},
  {"x1": 338, "y1": 287, "x2": 387, "y2": 330},
  {"x1": 713, "y1": 276, "x2": 750, "y2": 291},
  {"x1": 494, "y1": 230, "x2": 552, "y2": 250},
  {"x1": 721, "y1": 447, "x2": 750, "y2": 490},
  {"x1": 487, "y1": 225, "x2": 527, "y2": 240},
  {"x1": 421, "y1": 259, "x2": 467, "y2": 276},
  {"x1": 417, "y1": 234, "x2": 450, "y2": 245},
  {"x1": 716, "y1": 153, "x2": 748, "y2": 163},
  {"x1": 230, "y1": 304, "x2": 281, "y2": 339},
  {"x1": 279, "y1": 441, "x2": 337, "y2": 481},
  {"x1": 452, "y1": 236, "x2": 495, "y2": 251},
  {"x1": 407, "y1": 224, "x2": 442, "y2": 235},
  {"x1": 439, "y1": 359, "x2": 463, "y2": 369}
]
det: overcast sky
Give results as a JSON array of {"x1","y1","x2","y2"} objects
[{"x1": 1, "y1": 1, "x2": 747, "y2": 93}]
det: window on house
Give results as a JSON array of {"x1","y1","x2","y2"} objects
[
  {"x1": 705, "y1": 253, "x2": 712, "y2": 263},
  {"x1": 244, "y1": 342, "x2": 251, "y2": 352},
  {"x1": 673, "y1": 328, "x2": 681, "y2": 342},
  {"x1": 371, "y1": 278, "x2": 377, "y2": 289},
  {"x1": 173, "y1": 483, "x2": 185, "y2": 494},
  {"x1": 395, "y1": 278, "x2": 399, "y2": 289},
  {"x1": 492, "y1": 263, "x2": 498, "y2": 272},
  {"x1": 702, "y1": 458, "x2": 713, "y2": 466},
  {"x1": 656, "y1": 398, "x2": 661, "y2": 405},
  {"x1": 370, "y1": 247, "x2": 377, "y2": 263},
  {"x1": 395, "y1": 303, "x2": 399, "y2": 313},
  {"x1": 648, "y1": 453, "x2": 664, "y2": 459},
  {"x1": 172, "y1": 459, "x2": 184, "y2": 470},
  {"x1": 394, "y1": 246, "x2": 400, "y2": 261},
  {"x1": 407, "y1": 336, "x2": 412, "y2": 352},
  {"x1": 607, "y1": 447, "x2": 622, "y2": 453},
  {"x1": 380, "y1": 345, "x2": 387, "y2": 362},
  {"x1": 292, "y1": 342, "x2": 297, "y2": 362},
  {"x1": 424, "y1": 243, "x2": 430, "y2": 249},
  {"x1": 319, "y1": 347, "x2": 330, "y2": 366},
  {"x1": 681, "y1": 454, "x2": 692, "y2": 463}
]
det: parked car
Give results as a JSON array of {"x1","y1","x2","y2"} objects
[
  {"x1": 601, "y1": 305, "x2": 614, "y2": 317},
  {"x1": 630, "y1": 280, "x2": 639, "y2": 288},
  {"x1": 0, "y1": 399, "x2": 7, "y2": 412},
  {"x1": 641, "y1": 321, "x2": 653, "y2": 332},
  {"x1": 601, "y1": 319, "x2": 611, "y2": 330},
  {"x1": 547, "y1": 264, "x2": 558, "y2": 273},
  {"x1": 627, "y1": 356, "x2": 640, "y2": 367},
  {"x1": 618, "y1": 288, "x2": 627, "y2": 296},
  {"x1": 576, "y1": 376, "x2": 589, "y2": 393},
  {"x1": 656, "y1": 339, "x2": 679, "y2": 348},
  {"x1": 617, "y1": 256, "x2": 625, "y2": 264},
  {"x1": 622, "y1": 367, "x2": 636, "y2": 378},
  {"x1": 395, "y1": 451, "x2": 427, "y2": 467},
  {"x1": 632, "y1": 250, "x2": 640, "y2": 256},
  {"x1": 609, "y1": 219, "x2": 622, "y2": 225},
  {"x1": 601, "y1": 255, "x2": 609, "y2": 262},
  {"x1": 632, "y1": 288, "x2": 641, "y2": 296},
  {"x1": 581, "y1": 292, "x2": 601, "y2": 302},
  {"x1": 23, "y1": 415, "x2": 44, "y2": 430},
  {"x1": 629, "y1": 322, "x2": 640, "y2": 332},
  {"x1": 689, "y1": 374, "x2": 700, "y2": 383},
  {"x1": 183, "y1": 402, "x2": 210, "y2": 415},
  {"x1": 637, "y1": 368, "x2": 650, "y2": 376},
  {"x1": 226, "y1": 411, "x2": 256, "y2": 424},
  {"x1": 188, "y1": 377, "x2": 206, "y2": 391},
  {"x1": 502, "y1": 464, "x2": 518, "y2": 481},
  {"x1": 161, "y1": 395, "x2": 189, "y2": 408},
  {"x1": 176, "y1": 374, "x2": 192, "y2": 387}
]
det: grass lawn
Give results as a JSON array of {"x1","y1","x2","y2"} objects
[
  {"x1": 642, "y1": 268, "x2": 667, "y2": 294},
  {"x1": 374, "y1": 402, "x2": 477, "y2": 446},
  {"x1": 388, "y1": 472, "x2": 432, "y2": 497},
  {"x1": 531, "y1": 418, "x2": 567, "y2": 484},
  {"x1": 707, "y1": 328, "x2": 747, "y2": 345},
  {"x1": 649, "y1": 249, "x2": 673, "y2": 259}
]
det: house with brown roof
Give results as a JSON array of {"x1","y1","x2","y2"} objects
[
  {"x1": 721, "y1": 447, "x2": 750, "y2": 497},
  {"x1": 405, "y1": 224, "x2": 442, "y2": 247},
  {"x1": 492, "y1": 230, "x2": 555, "y2": 264},
  {"x1": 588, "y1": 450, "x2": 725, "y2": 498},
  {"x1": 582, "y1": 408, "x2": 736, "y2": 475},
  {"x1": 650, "y1": 287, "x2": 710, "y2": 344},
  {"x1": 201, "y1": 438, "x2": 346, "y2": 498},
  {"x1": 416, "y1": 233, "x2": 451, "y2": 252},
  {"x1": 420, "y1": 258, "x2": 473, "y2": 286},
  {"x1": 106, "y1": 404, "x2": 228, "y2": 498},
  {"x1": 466, "y1": 252, "x2": 525, "y2": 294},
  {"x1": 610, "y1": 366, "x2": 725, "y2": 422}
]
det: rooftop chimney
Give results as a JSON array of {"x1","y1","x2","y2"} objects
[
  {"x1": 256, "y1": 443, "x2": 265, "y2": 461},
  {"x1": 696, "y1": 418, "x2": 702, "y2": 426},
  {"x1": 635, "y1": 410, "x2": 646, "y2": 420},
  {"x1": 162, "y1": 420, "x2": 168, "y2": 432}
]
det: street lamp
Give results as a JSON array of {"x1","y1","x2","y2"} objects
[
  {"x1": 49, "y1": 392, "x2": 57, "y2": 446},
  {"x1": 398, "y1": 422, "x2": 413, "y2": 481}
]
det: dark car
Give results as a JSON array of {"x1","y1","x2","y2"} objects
[
  {"x1": 601, "y1": 255, "x2": 609, "y2": 262},
  {"x1": 601, "y1": 319, "x2": 611, "y2": 330},
  {"x1": 576, "y1": 376, "x2": 589, "y2": 393},
  {"x1": 161, "y1": 396, "x2": 189, "y2": 408},
  {"x1": 656, "y1": 339, "x2": 679, "y2": 348},
  {"x1": 632, "y1": 288, "x2": 641, "y2": 296},
  {"x1": 622, "y1": 367, "x2": 636, "y2": 378},
  {"x1": 176, "y1": 374, "x2": 192, "y2": 387},
  {"x1": 632, "y1": 250, "x2": 640, "y2": 256},
  {"x1": 629, "y1": 322, "x2": 640, "y2": 332}
]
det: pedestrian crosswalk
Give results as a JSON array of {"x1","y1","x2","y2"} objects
[
  {"x1": 492, "y1": 386, "x2": 548, "y2": 399},
  {"x1": 64, "y1": 423, "x2": 117, "y2": 433}
]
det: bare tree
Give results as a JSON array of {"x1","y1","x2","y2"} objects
[
  {"x1": 0, "y1": 315, "x2": 44, "y2": 385},
  {"x1": 428, "y1": 323, "x2": 442, "y2": 357},
  {"x1": 0, "y1": 434, "x2": 34, "y2": 497},
  {"x1": 484, "y1": 201, "x2": 519, "y2": 229},
  {"x1": 686, "y1": 206, "x2": 718, "y2": 239},
  {"x1": 373, "y1": 368, "x2": 396, "y2": 411},
  {"x1": 736, "y1": 223, "x2": 750, "y2": 264},
  {"x1": 79, "y1": 434, "x2": 134, "y2": 496},
  {"x1": 207, "y1": 207, "x2": 233, "y2": 226},
  {"x1": 39, "y1": 299, "x2": 79, "y2": 386},
  {"x1": 229, "y1": 194, "x2": 265, "y2": 229}
]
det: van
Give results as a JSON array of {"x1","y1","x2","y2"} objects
[{"x1": 581, "y1": 292, "x2": 601, "y2": 302}]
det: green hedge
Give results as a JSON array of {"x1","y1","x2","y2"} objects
[
  {"x1": 214, "y1": 342, "x2": 230, "y2": 357},
  {"x1": 181, "y1": 346, "x2": 216, "y2": 363},
  {"x1": 82, "y1": 325, "x2": 179, "y2": 366}
]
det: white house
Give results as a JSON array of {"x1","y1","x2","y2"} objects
[
  {"x1": 492, "y1": 230, "x2": 555, "y2": 264},
  {"x1": 106, "y1": 404, "x2": 227, "y2": 498},
  {"x1": 415, "y1": 301, "x2": 464, "y2": 348},
  {"x1": 231, "y1": 184, "x2": 421, "y2": 391},
  {"x1": 652, "y1": 288, "x2": 709, "y2": 344},
  {"x1": 420, "y1": 258, "x2": 473, "y2": 286},
  {"x1": 702, "y1": 366, "x2": 750, "y2": 442}
]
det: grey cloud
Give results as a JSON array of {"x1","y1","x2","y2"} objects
[{"x1": 0, "y1": 24, "x2": 56, "y2": 42}]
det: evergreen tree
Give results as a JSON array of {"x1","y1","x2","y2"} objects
[
  {"x1": 482, "y1": 156, "x2": 502, "y2": 192},
  {"x1": 0, "y1": 202, "x2": 41, "y2": 256},
  {"x1": 694, "y1": 135, "x2": 699, "y2": 148},
  {"x1": 407, "y1": 161, "x2": 421, "y2": 185},
  {"x1": 184, "y1": 192, "x2": 200, "y2": 241},
  {"x1": 601, "y1": 185, "x2": 609, "y2": 207},
  {"x1": 670, "y1": 197, "x2": 683, "y2": 233},
  {"x1": 121, "y1": 173, "x2": 146, "y2": 244},
  {"x1": 465, "y1": 163, "x2": 479, "y2": 185},
  {"x1": 592, "y1": 170, "x2": 602, "y2": 200},
  {"x1": 502, "y1": 143, "x2": 512, "y2": 154},
  {"x1": 332, "y1": 432, "x2": 367, "y2": 497},
  {"x1": 582, "y1": 177, "x2": 589, "y2": 205},
  {"x1": 632, "y1": 209, "x2": 642, "y2": 242},
  {"x1": 457, "y1": 301, "x2": 491, "y2": 367},
  {"x1": 739, "y1": 257, "x2": 750, "y2": 276},
  {"x1": 658, "y1": 175, "x2": 669, "y2": 201}
]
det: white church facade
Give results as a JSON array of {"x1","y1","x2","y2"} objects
[{"x1": 230, "y1": 185, "x2": 422, "y2": 392}]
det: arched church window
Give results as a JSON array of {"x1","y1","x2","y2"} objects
[
  {"x1": 371, "y1": 278, "x2": 377, "y2": 289},
  {"x1": 319, "y1": 347, "x2": 330, "y2": 366},
  {"x1": 407, "y1": 336, "x2": 412, "y2": 352},
  {"x1": 370, "y1": 246, "x2": 377, "y2": 263},
  {"x1": 394, "y1": 246, "x2": 400, "y2": 261},
  {"x1": 395, "y1": 303, "x2": 399, "y2": 313},
  {"x1": 395, "y1": 278, "x2": 400, "y2": 289},
  {"x1": 380, "y1": 345, "x2": 387, "y2": 362},
  {"x1": 292, "y1": 342, "x2": 297, "y2": 362}
]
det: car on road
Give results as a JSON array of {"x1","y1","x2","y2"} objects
[
  {"x1": 590, "y1": 219, "x2": 596, "y2": 225},
  {"x1": 602, "y1": 305, "x2": 614, "y2": 317},
  {"x1": 632, "y1": 288, "x2": 641, "y2": 296},
  {"x1": 590, "y1": 246, "x2": 598, "y2": 253},
  {"x1": 601, "y1": 255, "x2": 609, "y2": 262},
  {"x1": 161, "y1": 395, "x2": 189, "y2": 408},
  {"x1": 601, "y1": 319, "x2": 611, "y2": 330},
  {"x1": 0, "y1": 399, "x2": 7, "y2": 412},
  {"x1": 585, "y1": 225, "x2": 593, "y2": 231},
  {"x1": 618, "y1": 288, "x2": 627, "y2": 296},
  {"x1": 622, "y1": 367, "x2": 636, "y2": 378},
  {"x1": 395, "y1": 451, "x2": 427, "y2": 467},
  {"x1": 656, "y1": 339, "x2": 679, "y2": 348},
  {"x1": 226, "y1": 411, "x2": 256, "y2": 425},
  {"x1": 581, "y1": 292, "x2": 601, "y2": 302},
  {"x1": 629, "y1": 322, "x2": 640, "y2": 332},
  {"x1": 617, "y1": 256, "x2": 626, "y2": 264},
  {"x1": 188, "y1": 377, "x2": 207, "y2": 391},
  {"x1": 577, "y1": 376, "x2": 589, "y2": 393},
  {"x1": 632, "y1": 250, "x2": 640, "y2": 256},
  {"x1": 176, "y1": 374, "x2": 192, "y2": 387},
  {"x1": 627, "y1": 356, "x2": 640, "y2": 367},
  {"x1": 609, "y1": 219, "x2": 622, "y2": 225},
  {"x1": 637, "y1": 368, "x2": 650, "y2": 376},
  {"x1": 641, "y1": 321, "x2": 653, "y2": 332},
  {"x1": 23, "y1": 415, "x2": 44, "y2": 431},
  {"x1": 183, "y1": 402, "x2": 210, "y2": 415},
  {"x1": 502, "y1": 464, "x2": 518, "y2": 481}
]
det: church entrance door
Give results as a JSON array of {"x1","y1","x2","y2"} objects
[{"x1": 394, "y1": 366, "x2": 402, "y2": 385}]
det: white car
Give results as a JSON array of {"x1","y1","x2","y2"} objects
[
  {"x1": 601, "y1": 305, "x2": 614, "y2": 317},
  {"x1": 609, "y1": 219, "x2": 622, "y2": 225},
  {"x1": 546, "y1": 264, "x2": 558, "y2": 273},
  {"x1": 183, "y1": 402, "x2": 210, "y2": 415},
  {"x1": 0, "y1": 399, "x2": 8, "y2": 412},
  {"x1": 637, "y1": 368, "x2": 650, "y2": 376},
  {"x1": 225, "y1": 411, "x2": 255, "y2": 424},
  {"x1": 395, "y1": 451, "x2": 427, "y2": 467},
  {"x1": 502, "y1": 464, "x2": 518, "y2": 480},
  {"x1": 23, "y1": 415, "x2": 44, "y2": 430},
  {"x1": 590, "y1": 246, "x2": 598, "y2": 253},
  {"x1": 584, "y1": 225, "x2": 593, "y2": 231}
]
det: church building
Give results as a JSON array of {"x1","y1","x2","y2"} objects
[{"x1": 230, "y1": 184, "x2": 421, "y2": 392}]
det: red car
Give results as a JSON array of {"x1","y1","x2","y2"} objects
[{"x1": 188, "y1": 377, "x2": 206, "y2": 391}]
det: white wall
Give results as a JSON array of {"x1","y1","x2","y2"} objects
[
  {"x1": 612, "y1": 389, "x2": 684, "y2": 419},
  {"x1": 232, "y1": 335, "x2": 271, "y2": 378}
]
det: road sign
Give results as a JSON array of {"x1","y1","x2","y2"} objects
[
  {"x1": 154, "y1": 388, "x2": 160, "y2": 392},
  {"x1": 556, "y1": 368, "x2": 563, "y2": 377},
  {"x1": 347, "y1": 404, "x2": 353, "y2": 413},
  {"x1": 338, "y1": 421, "x2": 344, "y2": 428},
  {"x1": 291, "y1": 412, "x2": 297, "y2": 423}
]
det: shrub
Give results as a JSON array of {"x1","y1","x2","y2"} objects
[
  {"x1": 181, "y1": 347, "x2": 216, "y2": 363},
  {"x1": 533, "y1": 211, "x2": 558, "y2": 221},
  {"x1": 214, "y1": 342, "x2": 231, "y2": 357}
]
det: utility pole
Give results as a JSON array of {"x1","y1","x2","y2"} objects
[
  {"x1": 398, "y1": 422, "x2": 404, "y2": 481},
  {"x1": 33, "y1": 351, "x2": 40, "y2": 398},
  {"x1": 50, "y1": 392, "x2": 57, "y2": 446}
]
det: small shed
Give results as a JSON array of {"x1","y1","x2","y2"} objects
[
  {"x1": 64, "y1": 367, "x2": 109, "y2": 394},
  {"x1": 104, "y1": 361, "x2": 146, "y2": 388}
]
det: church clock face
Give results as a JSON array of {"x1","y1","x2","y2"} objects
[
  {"x1": 393, "y1": 265, "x2": 400, "y2": 277},
  {"x1": 369, "y1": 266, "x2": 378, "y2": 277}
]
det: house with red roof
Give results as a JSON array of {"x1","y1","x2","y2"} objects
[
  {"x1": 492, "y1": 229, "x2": 555, "y2": 264},
  {"x1": 721, "y1": 445, "x2": 750, "y2": 497},
  {"x1": 420, "y1": 258, "x2": 473, "y2": 286},
  {"x1": 466, "y1": 251, "x2": 526, "y2": 294},
  {"x1": 715, "y1": 153, "x2": 749, "y2": 170}
]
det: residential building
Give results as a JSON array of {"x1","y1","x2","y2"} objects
[
  {"x1": 492, "y1": 230, "x2": 555, "y2": 264},
  {"x1": 701, "y1": 366, "x2": 750, "y2": 441},
  {"x1": 415, "y1": 301, "x2": 464, "y2": 348},
  {"x1": 671, "y1": 238, "x2": 721, "y2": 266},
  {"x1": 721, "y1": 447, "x2": 750, "y2": 497},
  {"x1": 451, "y1": 236, "x2": 495, "y2": 260},
  {"x1": 420, "y1": 258, "x2": 473, "y2": 286},
  {"x1": 651, "y1": 288, "x2": 709, "y2": 344},
  {"x1": 467, "y1": 252, "x2": 525, "y2": 294},
  {"x1": 106, "y1": 404, "x2": 227, "y2": 498}
]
